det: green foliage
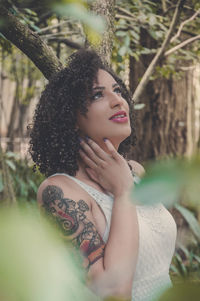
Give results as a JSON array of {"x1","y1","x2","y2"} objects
[
  {"x1": 171, "y1": 243, "x2": 200, "y2": 281},
  {"x1": 52, "y1": 0, "x2": 105, "y2": 45},
  {"x1": 0, "y1": 151, "x2": 44, "y2": 203},
  {"x1": 0, "y1": 207, "x2": 98, "y2": 301},
  {"x1": 2, "y1": 0, "x2": 105, "y2": 48},
  {"x1": 112, "y1": 0, "x2": 200, "y2": 77},
  {"x1": 133, "y1": 156, "x2": 200, "y2": 209},
  {"x1": 158, "y1": 282, "x2": 200, "y2": 301}
]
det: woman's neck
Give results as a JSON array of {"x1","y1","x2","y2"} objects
[{"x1": 76, "y1": 159, "x2": 91, "y2": 181}]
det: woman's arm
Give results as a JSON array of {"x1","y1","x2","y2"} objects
[
  {"x1": 89, "y1": 189, "x2": 138, "y2": 298},
  {"x1": 78, "y1": 138, "x2": 139, "y2": 297}
]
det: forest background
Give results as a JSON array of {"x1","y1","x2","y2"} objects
[{"x1": 0, "y1": 0, "x2": 200, "y2": 300}]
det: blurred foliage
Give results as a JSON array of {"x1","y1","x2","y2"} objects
[
  {"x1": 0, "y1": 151, "x2": 44, "y2": 204},
  {"x1": 158, "y1": 281, "x2": 200, "y2": 301},
  {"x1": 0, "y1": 206, "x2": 99, "y2": 301},
  {"x1": 171, "y1": 243, "x2": 200, "y2": 281},
  {"x1": 112, "y1": 0, "x2": 200, "y2": 78},
  {"x1": 2, "y1": 0, "x2": 105, "y2": 49}
]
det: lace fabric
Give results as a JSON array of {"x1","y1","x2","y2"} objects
[{"x1": 48, "y1": 173, "x2": 177, "y2": 301}]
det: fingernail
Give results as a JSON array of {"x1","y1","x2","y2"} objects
[
  {"x1": 85, "y1": 135, "x2": 90, "y2": 141},
  {"x1": 78, "y1": 136, "x2": 83, "y2": 142},
  {"x1": 103, "y1": 138, "x2": 107, "y2": 142}
]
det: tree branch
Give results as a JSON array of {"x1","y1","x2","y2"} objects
[
  {"x1": 170, "y1": 9, "x2": 200, "y2": 43},
  {"x1": 48, "y1": 38, "x2": 83, "y2": 49},
  {"x1": 0, "y1": 4, "x2": 63, "y2": 79},
  {"x1": 165, "y1": 34, "x2": 200, "y2": 56},
  {"x1": 37, "y1": 20, "x2": 70, "y2": 34},
  {"x1": 132, "y1": 0, "x2": 185, "y2": 103},
  {"x1": 115, "y1": 14, "x2": 134, "y2": 21}
]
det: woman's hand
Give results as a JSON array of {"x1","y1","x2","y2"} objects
[{"x1": 79, "y1": 138, "x2": 134, "y2": 197}]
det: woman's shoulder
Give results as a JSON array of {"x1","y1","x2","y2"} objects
[
  {"x1": 37, "y1": 174, "x2": 92, "y2": 207},
  {"x1": 127, "y1": 160, "x2": 145, "y2": 178}
]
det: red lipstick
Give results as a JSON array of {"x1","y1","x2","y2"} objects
[{"x1": 109, "y1": 110, "x2": 128, "y2": 123}]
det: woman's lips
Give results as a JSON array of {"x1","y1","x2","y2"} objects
[{"x1": 109, "y1": 116, "x2": 128, "y2": 123}]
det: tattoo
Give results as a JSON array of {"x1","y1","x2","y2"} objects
[{"x1": 42, "y1": 185, "x2": 105, "y2": 268}]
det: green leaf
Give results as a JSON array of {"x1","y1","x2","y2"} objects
[
  {"x1": 134, "y1": 103, "x2": 145, "y2": 110},
  {"x1": 5, "y1": 159, "x2": 16, "y2": 171},
  {"x1": 130, "y1": 30, "x2": 140, "y2": 41},
  {"x1": 116, "y1": 31, "x2": 127, "y2": 37},
  {"x1": 193, "y1": 254, "x2": 200, "y2": 264},
  {"x1": 148, "y1": 14, "x2": 156, "y2": 26},
  {"x1": 170, "y1": 264, "x2": 180, "y2": 275},
  {"x1": 24, "y1": 8, "x2": 37, "y2": 16},
  {"x1": 175, "y1": 204, "x2": 200, "y2": 242},
  {"x1": 0, "y1": 172, "x2": 4, "y2": 193},
  {"x1": 132, "y1": 160, "x2": 183, "y2": 207},
  {"x1": 124, "y1": 35, "x2": 130, "y2": 47},
  {"x1": 53, "y1": 3, "x2": 105, "y2": 34},
  {"x1": 174, "y1": 253, "x2": 188, "y2": 277},
  {"x1": 0, "y1": 208, "x2": 98, "y2": 301},
  {"x1": 28, "y1": 179, "x2": 37, "y2": 194},
  {"x1": 118, "y1": 45, "x2": 127, "y2": 56},
  {"x1": 159, "y1": 282, "x2": 200, "y2": 301}
]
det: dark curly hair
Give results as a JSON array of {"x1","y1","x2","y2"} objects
[{"x1": 28, "y1": 49, "x2": 136, "y2": 177}]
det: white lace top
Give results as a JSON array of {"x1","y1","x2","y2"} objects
[{"x1": 49, "y1": 173, "x2": 177, "y2": 301}]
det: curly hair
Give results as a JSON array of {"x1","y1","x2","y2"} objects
[{"x1": 28, "y1": 49, "x2": 136, "y2": 177}]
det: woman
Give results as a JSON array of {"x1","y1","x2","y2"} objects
[{"x1": 29, "y1": 49, "x2": 177, "y2": 301}]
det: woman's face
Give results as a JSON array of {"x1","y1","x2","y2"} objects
[{"x1": 76, "y1": 69, "x2": 131, "y2": 150}]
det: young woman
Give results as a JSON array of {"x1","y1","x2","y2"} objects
[{"x1": 29, "y1": 49, "x2": 177, "y2": 301}]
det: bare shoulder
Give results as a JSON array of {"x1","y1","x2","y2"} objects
[
  {"x1": 127, "y1": 160, "x2": 145, "y2": 177},
  {"x1": 37, "y1": 175, "x2": 91, "y2": 208}
]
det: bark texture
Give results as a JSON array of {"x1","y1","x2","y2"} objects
[
  {"x1": 0, "y1": 4, "x2": 63, "y2": 79},
  {"x1": 132, "y1": 0, "x2": 186, "y2": 103},
  {"x1": 129, "y1": 57, "x2": 200, "y2": 163},
  {"x1": 89, "y1": 0, "x2": 115, "y2": 64}
]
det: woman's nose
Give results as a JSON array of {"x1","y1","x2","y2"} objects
[{"x1": 109, "y1": 92, "x2": 124, "y2": 107}]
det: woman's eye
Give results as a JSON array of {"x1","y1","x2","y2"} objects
[
  {"x1": 114, "y1": 87, "x2": 122, "y2": 94},
  {"x1": 91, "y1": 91, "x2": 103, "y2": 101}
]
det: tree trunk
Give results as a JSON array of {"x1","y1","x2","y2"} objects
[
  {"x1": 129, "y1": 57, "x2": 200, "y2": 163},
  {"x1": 89, "y1": 0, "x2": 115, "y2": 63}
]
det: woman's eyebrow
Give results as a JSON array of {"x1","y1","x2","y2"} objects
[
  {"x1": 93, "y1": 86, "x2": 104, "y2": 90},
  {"x1": 93, "y1": 83, "x2": 119, "y2": 90}
]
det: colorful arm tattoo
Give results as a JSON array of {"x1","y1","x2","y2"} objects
[{"x1": 42, "y1": 185, "x2": 105, "y2": 268}]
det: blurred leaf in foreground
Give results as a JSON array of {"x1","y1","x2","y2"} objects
[
  {"x1": 53, "y1": 0, "x2": 105, "y2": 45},
  {"x1": 132, "y1": 156, "x2": 200, "y2": 208},
  {"x1": 158, "y1": 282, "x2": 200, "y2": 301},
  {"x1": 132, "y1": 159, "x2": 184, "y2": 207},
  {"x1": 0, "y1": 206, "x2": 99, "y2": 301}
]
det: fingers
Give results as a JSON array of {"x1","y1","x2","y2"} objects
[
  {"x1": 79, "y1": 149, "x2": 98, "y2": 170},
  {"x1": 86, "y1": 138, "x2": 110, "y2": 161},
  {"x1": 79, "y1": 137, "x2": 121, "y2": 170},
  {"x1": 80, "y1": 138, "x2": 109, "y2": 165},
  {"x1": 103, "y1": 139, "x2": 121, "y2": 161}
]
